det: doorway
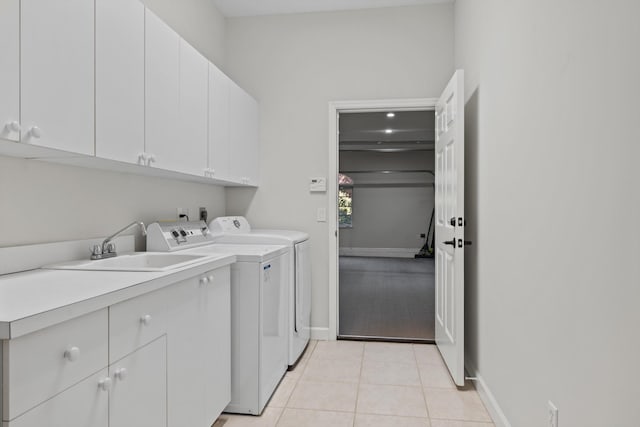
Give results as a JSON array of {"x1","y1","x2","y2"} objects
[{"x1": 334, "y1": 108, "x2": 436, "y2": 341}]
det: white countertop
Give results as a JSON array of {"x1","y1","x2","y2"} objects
[{"x1": 0, "y1": 254, "x2": 236, "y2": 340}]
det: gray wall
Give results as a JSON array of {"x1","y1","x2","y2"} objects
[
  {"x1": 455, "y1": 0, "x2": 640, "y2": 426},
  {"x1": 0, "y1": 0, "x2": 227, "y2": 248},
  {"x1": 339, "y1": 150, "x2": 433, "y2": 251},
  {"x1": 224, "y1": 4, "x2": 454, "y2": 330}
]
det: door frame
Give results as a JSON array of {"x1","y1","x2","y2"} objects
[{"x1": 328, "y1": 98, "x2": 438, "y2": 340}]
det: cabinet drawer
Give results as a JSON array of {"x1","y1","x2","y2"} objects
[
  {"x1": 109, "y1": 287, "x2": 167, "y2": 361},
  {"x1": 2, "y1": 309, "x2": 108, "y2": 420},
  {"x1": 4, "y1": 369, "x2": 109, "y2": 427}
]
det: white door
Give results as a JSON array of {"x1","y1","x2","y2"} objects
[
  {"x1": 434, "y1": 70, "x2": 466, "y2": 386},
  {"x1": 0, "y1": 0, "x2": 19, "y2": 142},
  {"x1": 178, "y1": 39, "x2": 209, "y2": 176},
  {"x1": 21, "y1": 0, "x2": 94, "y2": 155},
  {"x1": 145, "y1": 9, "x2": 180, "y2": 171},
  {"x1": 95, "y1": 0, "x2": 145, "y2": 164},
  {"x1": 208, "y1": 63, "x2": 232, "y2": 180}
]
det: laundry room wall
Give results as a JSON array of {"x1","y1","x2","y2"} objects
[
  {"x1": 223, "y1": 4, "x2": 454, "y2": 334},
  {"x1": 0, "y1": 0, "x2": 228, "y2": 248},
  {"x1": 338, "y1": 150, "x2": 434, "y2": 256},
  {"x1": 455, "y1": 0, "x2": 640, "y2": 426}
]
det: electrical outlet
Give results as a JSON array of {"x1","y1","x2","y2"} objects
[
  {"x1": 176, "y1": 208, "x2": 190, "y2": 220},
  {"x1": 548, "y1": 401, "x2": 558, "y2": 427}
]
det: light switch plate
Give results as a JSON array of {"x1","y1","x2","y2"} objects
[{"x1": 317, "y1": 207, "x2": 327, "y2": 222}]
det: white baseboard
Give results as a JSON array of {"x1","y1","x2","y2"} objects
[
  {"x1": 466, "y1": 359, "x2": 511, "y2": 427},
  {"x1": 339, "y1": 247, "x2": 419, "y2": 258},
  {"x1": 310, "y1": 327, "x2": 330, "y2": 341}
]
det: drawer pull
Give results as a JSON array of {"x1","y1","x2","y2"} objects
[
  {"x1": 114, "y1": 368, "x2": 128, "y2": 381},
  {"x1": 64, "y1": 346, "x2": 80, "y2": 362},
  {"x1": 140, "y1": 314, "x2": 152, "y2": 326}
]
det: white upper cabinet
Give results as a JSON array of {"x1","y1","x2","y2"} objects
[
  {"x1": 20, "y1": 0, "x2": 94, "y2": 155},
  {"x1": 178, "y1": 39, "x2": 209, "y2": 176},
  {"x1": 95, "y1": 0, "x2": 145, "y2": 165},
  {"x1": 229, "y1": 81, "x2": 260, "y2": 186},
  {"x1": 0, "y1": 0, "x2": 19, "y2": 142},
  {"x1": 208, "y1": 64, "x2": 231, "y2": 181},
  {"x1": 144, "y1": 8, "x2": 180, "y2": 171}
]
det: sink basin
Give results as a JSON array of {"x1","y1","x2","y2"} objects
[{"x1": 44, "y1": 252, "x2": 210, "y2": 272}]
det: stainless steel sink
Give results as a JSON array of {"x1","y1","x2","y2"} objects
[{"x1": 44, "y1": 252, "x2": 210, "y2": 272}]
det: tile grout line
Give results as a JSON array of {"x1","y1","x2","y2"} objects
[
  {"x1": 413, "y1": 343, "x2": 433, "y2": 422},
  {"x1": 352, "y1": 341, "x2": 365, "y2": 426}
]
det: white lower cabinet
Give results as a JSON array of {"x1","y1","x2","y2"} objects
[
  {"x1": 1, "y1": 265, "x2": 231, "y2": 427},
  {"x1": 109, "y1": 337, "x2": 167, "y2": 427},
  {"x1": 166, "y1": 266, "x2": 231, "y2": 427}
]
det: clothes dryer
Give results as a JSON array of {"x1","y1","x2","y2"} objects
[{"x1": 209, "y1": 216, "x2": 311, "y2": 366}]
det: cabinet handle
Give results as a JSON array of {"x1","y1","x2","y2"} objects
[
  {"x1": 29, "y1": 126, "x2": 42, "y2": 139},
  {"x1": 98, "y1": 377, "x2": 112, "y2": 391},
  {"x1": 64, "y1": 346, "x2": 81, "y2": 362},
  {"x1": 140, "y1": 314, "x2": 152, "y2": 326},
  {"x1": 114, "y1": 368, "x2": 128, "y2": 381},
  {"x1": 6, "y1": 121, "x2": 20, "y2": 133}
]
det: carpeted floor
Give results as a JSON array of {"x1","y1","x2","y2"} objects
[{"x1": 338, "y1": 256, "x2": 435, "y2": 341}]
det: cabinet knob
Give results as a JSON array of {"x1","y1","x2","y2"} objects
[
  {"x1": 114, "y1": 368, "x2": 128, "y2": 381},
  {"x1": 140, "y1": 314, "x2": 152, "y2": 326},
  {"x1": 98, "y1": 377, "x2": 112, "y2": 391},
  {"x1": 137, "y1": 153, "x2": 148, "y2": 165},
  {"x1": 147, "y1": 154, "x2": 156, "y2": 166},
  {"x1": 29, "y1": 126, "x2": 42, "y2": 139},
  {"x1": 6, "y1": 121, "x2": 20, "y2": 133},
  {"x1": 207, "y1": 275, "x2": 214, "y2": 283},
  {"x1": 64, "y1": 346, "x2": 81, "y2": 362},
  {"x1": 199, "y1": 276, "x2": 209, "y2": 286}
]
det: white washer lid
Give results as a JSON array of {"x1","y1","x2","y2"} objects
[{"x1": 183, "y1": 244, "x2": 289, "y2": 262}]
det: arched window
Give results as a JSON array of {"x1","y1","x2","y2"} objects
[{"x1": 338, "y1": 174, "x2": 353, "y2": 228}]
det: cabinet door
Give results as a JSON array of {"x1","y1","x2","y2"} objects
[
  {"x1": 177, "y1": 40, "x2": 209, "y2": 176},
  {"x1": 95, "y1": 0, "x2": 145, "y2": 164},
  {"x1": 5, "y1": 370, "x2": 109, "y2": 427},
  {"x1": 165, "y1": 277, "x2": 205, "y2": 427},
  {"x1": 20, "y1": 0, "x2": 94, "y2": 155},
  {"x1": 202, "y1": 266, "x2": 231, "y2": 423},
  {"x1": 208, "y1": 64, "x2": 231, "y2": 180},
  {"x1": 144, "y1": 8, "x2": 180, "y2": 171},
  {"x1": 109, "y1": 337, "x2": 167, "y2": 427},
  {"x1": 229, "y1": 82, "x2": 260, "y2": 186},
  {"x1": 0, "y1": 0, "x2": 19, "y2": 142}
]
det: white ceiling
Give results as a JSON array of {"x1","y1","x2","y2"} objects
[{"x1": 213, "y1": 0, "x2": 452, "y2": 18}]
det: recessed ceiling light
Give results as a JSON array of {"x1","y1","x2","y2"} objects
[
  {"x1": 386, "y1": 112, "x2": 395, "y2": 118},
  {"x1": 385, "y1": 129, "x2": 393, "y2": 134}
]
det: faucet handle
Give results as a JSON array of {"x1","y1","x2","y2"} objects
[
  {"x1": 106, "y1": 242, "x2": 116, "y2": 254},
  {"x1": 91, "y1": 244, "x2": 102, "y2": 256}
]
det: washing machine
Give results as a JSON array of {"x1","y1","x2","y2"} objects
[
  {"x1": 146, "y1": 221, "x2": 289, "y2": 415},
  {"x1": 209, "y1": 216, "x2": 311, "y2": 366}
]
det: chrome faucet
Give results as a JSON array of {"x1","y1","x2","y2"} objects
[{"x1": 91, "y1": 221, "x2": 147, "y2": 260}]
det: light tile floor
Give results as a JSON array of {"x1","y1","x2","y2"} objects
[{"x1": 215, "y1": 340, "x2": 495, "y2": 427}]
